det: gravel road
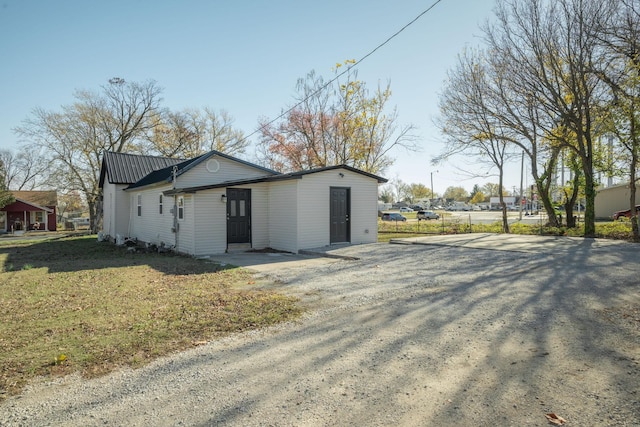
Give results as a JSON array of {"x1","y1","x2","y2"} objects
[{"x1": 1, "y1": 235, "x2": 639, "y2": 426}]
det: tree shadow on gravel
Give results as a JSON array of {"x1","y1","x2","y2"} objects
[
  {"x1": 3, "y1": 240, "x2": 639, "y2": 426},
  {"x1": 186, "y1": 242, "x2": 639, "y2": 425}
]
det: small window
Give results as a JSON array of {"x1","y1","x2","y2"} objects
[
  {"x1": 177, "y1": 196, "x2": 184, "y2": 220},
  {"x1": 32, "y1": 211, "x2": 45, "y2": 223},
  {"x1": 159, "y1": 194, "x2": 163, "y2": 215},
  {"x1": 137, "y1": 194, "x2": 142, "y2": 216}
]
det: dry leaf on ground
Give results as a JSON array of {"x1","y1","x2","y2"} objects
[{"x1": 545, "y1": 413, "x2": 567, "y2": 425}]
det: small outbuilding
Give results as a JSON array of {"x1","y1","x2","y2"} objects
[{"x1": 99, "y1": 151, "x2": 387, "y2": 255}]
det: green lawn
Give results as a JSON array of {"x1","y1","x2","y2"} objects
[
  {"x1": 378, "y1": 217, "x2": 638, "y2": 241},
  {"x1": 0, "y1": 236, "x2": 301, "y2": 400}
]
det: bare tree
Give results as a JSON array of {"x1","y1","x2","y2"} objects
[
  {"x1": 144, "y1": 109, "x2": 198, "y2": 158},
  {"x1": 0, "y1": 158, "x2": 15, "y2": 208},
  {"x1": 258, "y1": 63, "x2": 418, "y2": 174},
  {"x1": 201, "y1": 108, "x2": 248, "y2": 155},
  {"x1": 435, "y1": 48, "x2": 516, "y2": 232},
  {"x1": 0, "y1": 148, "x2": 51, "y2": 190},
  {"x1": 14, "y1": 78, "x2": 163, "y2": 231},
  {"x1": 484, "y1": 0, "x2": 611, "y2": 237},
  {"x1": 145, "y1": 108, "x2": 248, "y2": 158}
]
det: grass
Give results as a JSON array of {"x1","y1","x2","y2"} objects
[
  {"x1": 1, "y1": 219, "x2": 636, "y2": 399},
  {"x1": 0, "y1": 236, "x2": 302, "y2": 400},
  {"x1": 378, "y1": 217, "x2": 639, "y2": 241}
]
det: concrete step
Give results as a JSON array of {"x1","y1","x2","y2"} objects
[{"x1": 226, "y1": 243, "x2": 251, "y2": 253}]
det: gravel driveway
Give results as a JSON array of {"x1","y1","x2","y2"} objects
[{"x1": 1, "y1": 235, "x2": 639, "y2": 426}]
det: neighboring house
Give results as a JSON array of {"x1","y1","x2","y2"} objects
[
  {"x1": 595, "y1": 182, "x2": 640, "y2": 219},
  {"x1": 98, "y1": 150, "x2": 387, "y2": 255},
  {"x1": 0, "y1": 191, "x2": 57, "y2": 232}
]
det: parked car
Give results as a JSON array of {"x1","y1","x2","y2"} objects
[
  {"x1": 613, "y1": 205, "x2": 640, "y2": 221},
  {"x1": 381, "y1": 212, "x2": 407, "y2": 222},
  {"x1": 417, "y1": 210, "x2": 440, "y2": 221},
  {"x1": 399, "y1": 207, "x2": 414, "y2": 213}
]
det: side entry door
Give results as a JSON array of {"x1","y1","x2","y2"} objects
[
  {"x1": 227, "y1": 188, "x2": 251, "y2": 244},
  {"x1": 330, "y1": 187, "x2": 350, "y2": 243}
]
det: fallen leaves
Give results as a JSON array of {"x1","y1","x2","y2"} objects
[{"x1": 545, "y1": 413, "x2": 566, "y2": 425}]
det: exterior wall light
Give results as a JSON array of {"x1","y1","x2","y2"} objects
[{"x1": 221, "y1": 194, "x2": 227, "y2": 203}]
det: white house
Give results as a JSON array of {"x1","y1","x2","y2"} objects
[{"x1": 99, "y1": 150, "x2": 387, "y2": 255}]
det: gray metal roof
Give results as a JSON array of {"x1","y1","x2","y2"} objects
[
  {"x1": 163, "y1": 164, "x2": 387, "y2": 195},
  {"x1": 124, "y1": 150, "x2": 280, "y2": 190},
  {"x1": 99, "y1": 151, "x2": 184, "y2": 187}
]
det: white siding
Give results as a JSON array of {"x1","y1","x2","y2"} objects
[
  {"x1": 295, "y1": 169, "x2": 379, "y2": 250},
  {"x1": 127, "y1": 185, "x2": 176, "y2": 249},
  {"x1": 250, "y1": 184, "x2": 270, "y2": 250},
  {"x1": 193, "y1": 189, "x2": 227, "y2": 255},
  {"x1": 101, "y1": 181, "x2": 117, "y2": 237},
  {"x1": 268, "y1": 181, "x2": 299, "y2": 253},
  {"x1": 347, "y1": 172, "x2": 380, "y2": 245},
  {"x1": 101, "y1": 181, "x2": 131, "y2": 239},
  {"x1": 176, "y1": 195, "x2": 195, "y2": 255},
  {"x1": 177, "y1": 156, "x2": 275, "y2": 188},
  {"x1": 188, "y1": 184, "x2": 270, "y2": 256},
  {"x1": 123, "y1": 163, "x2": 381, "y2": 255}
]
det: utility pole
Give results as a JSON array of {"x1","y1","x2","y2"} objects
[
  {"x1": 430, "y1": 170, "x2": 438, "y2": 205},
  {"x1": 519, "y1": 151, "x2": 524, "y2": 220}
]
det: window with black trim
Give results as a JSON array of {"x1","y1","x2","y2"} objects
[
  {"x1": 177, "y1": 196, "x2": 184, "y2": 220},
  {"x1": 137, "y1": 194, "x2": 142, "y2": 216},
  {"x1": 159, "y1": 194, "x2": 163, "y2": 214}
]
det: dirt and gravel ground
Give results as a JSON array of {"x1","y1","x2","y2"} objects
[{"x1": 1, "y1": 234, "x2": 639, "y2": 426}]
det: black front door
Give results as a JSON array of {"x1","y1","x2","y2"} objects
[
  {"x1": 227, "y1": 188, "x2": 251, "y2": 244},
  {"x1": 330, "y1": 187, "x2": 350, "y2": 243}
]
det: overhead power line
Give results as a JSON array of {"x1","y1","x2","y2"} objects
[{"x1": 245, "y1": 0, "x2": 445, "y2": 146}]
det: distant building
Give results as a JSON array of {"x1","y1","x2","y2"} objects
[
  {"x1": 595, "y1": 183, "x2": 640, "y2": 219},
  {"x1": 490, "y1": 196, "x2": 516, "y2": 209},
  {"x1": 0, "y1": 191, "x2": 57, "y2": 232}
]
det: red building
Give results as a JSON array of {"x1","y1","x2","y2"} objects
[{"x1": 0, "y1": 191, "x2": 57, "y2": 232}]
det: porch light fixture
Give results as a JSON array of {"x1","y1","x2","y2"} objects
[
  {"x1": 221, "y1": 194, "x2": 227, "y2": 203},
  {"x1": 339, "y1": 172, "x2": 344, "y2": 178}
]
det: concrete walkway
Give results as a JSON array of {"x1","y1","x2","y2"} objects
[
  {"x1": 389, "y1": 232, "x2": 638, "y2": 254},
  {"x1": 202, "y1": 233, "x2": 638, "y2": 274}
]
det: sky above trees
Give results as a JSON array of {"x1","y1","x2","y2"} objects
[{"x1": 0, "y1": 0, "x2": 503, "y2": 195}]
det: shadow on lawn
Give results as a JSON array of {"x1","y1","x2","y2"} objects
[
  {"x1": 0, "y1": 235, "x2": 226, "y2": 275},
  {"x1": 20, "y1": 236, "x2": 637, "y2": 425}
]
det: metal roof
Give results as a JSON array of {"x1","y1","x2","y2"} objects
[
  {"x1": 98, "y1": 151, "x2": 184, "y2": 187},
  {"x1": 124, "y1": 150, "x2": 280, "y2": 190},
  {"x1": 99, "y1": 151, "x2": 387, "y2": 193},
  {"x1": 163, "y1": 164, "x2": 387, "y2": 195}
]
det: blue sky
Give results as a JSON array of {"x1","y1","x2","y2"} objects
[{"x1": 0, "y1": 0, "x2": 522, "y2": 195}]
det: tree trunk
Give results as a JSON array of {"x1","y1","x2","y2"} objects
[
  {"x1": 583, "y1": 166, "x2": 596, "y2": 238},
  {"x1": 630, "y1": 151, "x2": 639, "y2": 241},
  {"x1": 498, "y1": 173, "x2": 509, "y2": 233},
  {"x1": 88, "y1": 199, "x2": 97, "y2": 234}
]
